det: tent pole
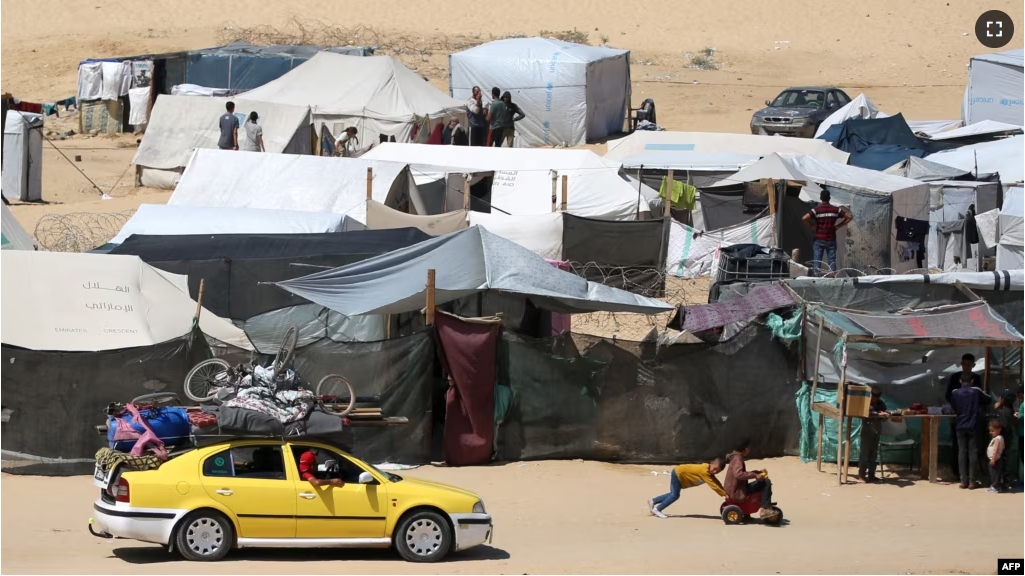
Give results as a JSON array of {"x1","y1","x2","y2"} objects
[
  {"x1": 1001, "y1": 346, "x2": 1006, "y2": 391},
  {"x1": 463, "y1": 178, "x2": 471, "y2": 212},
  {"x1": 551, "y1": 171, "x2": 558, "y2": 213},
  {"x1": 636, "y1": 166, "x2": 644, "y2": 220},
  {"x1": 561, "y1": 175, "x2": 568, "y2": 212},
  {"x1": 812, "y1": 316, "x2": 824, "y2": 472},
  {"x1": 366, "y1": 168, "x2": 373, "y2": 202},
  {"x1": 425, "y1": 269, "x2": 436, "y2": 326},
  {"x1": 192, "y1": 279, "x2": 206, "y2": 326},
  {"x1": 664, "y1": 169, "x2": 674, "y2": 217},
  {"x1": 836, "y1": 337, "x2": 848, "y2": 485},
  {"x1": 984, "y1": 347, "x2": 991, "y2": 392}
]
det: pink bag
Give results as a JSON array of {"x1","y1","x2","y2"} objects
[{"x1": 125, "y1": 403, "x2": 168, "y2": 460}]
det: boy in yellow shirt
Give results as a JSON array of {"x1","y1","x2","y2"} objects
[{"x1": 649, "y1": 457, "x2": 727, "y2": 518}]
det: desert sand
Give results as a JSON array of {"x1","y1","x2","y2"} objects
[{"x1": 2, "y1": 457, "x2": 1023, "y2": 574}]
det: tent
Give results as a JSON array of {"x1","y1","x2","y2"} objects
[
  {"x1": 2, "y1": 111, "x2": 43, "y2": 202},
  {"x1": 819, "y1": 114, "x2": 942, "y2": 171},
  {"x1": 997, "y1": 186, "x2": 1024, "y2": 270},
  {"x1": 133, "y1": 95, "x2": 312, "y2": 189},
  {"x1": 785, "y1": 155, "x2": 930, "y2": 274},
  {"x1": 963, "y1": 49, "x2": 1024, "y2": 126},
  {"x1": 366, "y1": 200, "x2": 467, "y2": 236},
  {"x1": 168, "y1": 148, "x2": 413, "y2": 224},
  {"x1": 362, "y1": 143, "x2": 647, "y2": 220},
  {"x1": 663, "y1": 214, "x2": 776, "y2": 278},
  {"x1": 0, "y1": 251, "x2": 250, "y2": 352},
  {"x1": 275, "y1": 226, "x2": 673, "y2": 316},
  {"x1": 813, "y1": 93, "x2": 884, "y2": 138},
  {"x1": 925, "y1": 135, "x2": 1024, "y2": 184},
  {"x1": 604, "y1": 131, "x2": 850, "y2": 164},
  {"x1": 923, "y1": 181, "x2": 1001, "y2": 271},
  {"x1": 923, "y1": 119, "x2": 1022, "y2": 142},
  {"x1": 883, "y1": 156, "x2": 972, "y2": 182},
  {"x1": 467, "y1": 212, "x2": 564, "y2": 260},
  {"x1": 449, "y1": 38, "x2": 630, "y2": 147},
  {"x1": 1, "y1": 203, "x2": 35, "y2": 250},
  {"x1": 108, "y1": 204, "x2": 364, "y2": 246},
  {"x1": 238, "y1": 53, "x2": 466, "y2": 144}
]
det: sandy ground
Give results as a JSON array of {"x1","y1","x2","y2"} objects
[{"x1": 2, "y1": 457, "x2": 1023, "y2": 574}]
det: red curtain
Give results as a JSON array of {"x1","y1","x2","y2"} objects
[{"x1": 435, "y1": 312, "x2": 500, "y2": 466}]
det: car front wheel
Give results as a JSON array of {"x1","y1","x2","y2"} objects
[
  {"x1": 175, "y1": 510, "x2": 233, "y2": 561},
  {"x1": 395, "y1": 510, "x2": 453, "y2": 563}
]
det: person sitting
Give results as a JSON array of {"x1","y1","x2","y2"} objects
[
  {"x1": 298, "y1": 449, "x2": 344, "y2": 487},
  {"x1": 647, "y1": 457, "x2": 727, "y2": 519},
  {"x1": 723, "y1": 439, "x2": 777, "y2": 520}
]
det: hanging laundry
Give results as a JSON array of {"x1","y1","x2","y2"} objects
[
  {"x1": 57, "y1": 96, "x2": 77, "y2": 111},
  {"x1": 12, "y1": 100, "x2": 43, "y2": 114},
  {"x1": 894, "y1": 216, "x2": 929, "y2": 241},
  {"x1": 935, "y1": 219, "x2": 965, "y2": 268},
  {"x1": 78, "y1": 62, "x2": 103, "y2": 101},
  {"x1": 659, "y1": 177, "x2": 697, "y2": 210}
]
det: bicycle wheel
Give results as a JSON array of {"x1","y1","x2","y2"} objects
[
  {"x1": 130, "y1": 392, "x2": 180, "y2": 409},
  {"x1": 271, "y1": 326, "x2": 298, "y2": 379},
  {"x1": 315, "y1": 375, "x2": 356, "y2": 417},
  {"x1": 184, "y1": 358, "x2": 231, "y2": 403}
]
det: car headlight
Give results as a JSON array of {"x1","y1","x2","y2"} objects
[{"x1": 472, "y1": 500, "x2": 486, "y2": 514}]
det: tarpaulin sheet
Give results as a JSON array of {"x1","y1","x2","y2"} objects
[
  {"x1": 1, "y1": 203, "x2": 35, "y2": 251},
  {"x1": 291, "y1": 331, "x2": 437, "y2": 464},
  {"x1": 827, "y1": 302, "x2": 1024, "y2": 343},
  {"x1": 562, "y1": 213, "x2": 670, "y2": 297},
  {"x1": 668, "y1": 283, "x2": 794, "y2": 333},
  {"x1": 366, "y1": 200, "x2": 467, "y2": 236},
  {"x1": 276, "y1": 226, "x2": 674, "y2": 316},
  {"x1": 467, "y1": 212, "x2": 564, "y2": 260},
  {"x1": 436, "y1": 312, "x2": 500, "y2": 466},
  {"x1": 110, "y1": 230, "x2": 430, "y2": 320},
  {"x1": 496, "y1": 325, "x2": 801, "y2": 462},
  {"x1": 697, "y1": 186, "x2": 749, "y2": 231},
  {"x1": 665, "y1": 215, "x2": 775, "y2": 278}
]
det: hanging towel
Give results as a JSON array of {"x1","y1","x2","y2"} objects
[
  {"x1": 78, "y1": 62, "x2": 103, "y2": 101},
  {"x1": 659, "y1": 177, "x2": 697, "y2": 210},
  {"x1": 128, "y1": 87, "x2": 150, "y2": 126}
]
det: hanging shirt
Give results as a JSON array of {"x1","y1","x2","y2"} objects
[{"x1": 659, "y1": 178, "x2": 697, "y2": 210}]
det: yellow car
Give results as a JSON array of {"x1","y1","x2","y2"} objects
[{"x1": 89, "y1": 438, "x2": 492, "y2": 562}]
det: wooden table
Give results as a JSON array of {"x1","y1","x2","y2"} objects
[{"x1": 889, "y1": 414, "x2": 955, "y2": 483}]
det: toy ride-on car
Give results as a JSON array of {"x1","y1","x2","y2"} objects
[{"x1": 719, "y1": 472, "x2": 782, "y2": 525}]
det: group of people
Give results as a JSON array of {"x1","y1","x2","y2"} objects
[
  {"x1": 217, "y1": 101, "x2": 265, "y2": 153},
  {"x1": 450, "y1": 86, "x2": 526, "y2": 147}
]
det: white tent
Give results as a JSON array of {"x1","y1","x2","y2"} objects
[
  {"x1": 708, "y1": 152, "x2": 823, "y2": 196},
  {"x1": 168, "y1": 149, "x2": 412, "y2": 224},
  {"x1": 109, "y1": 203, "x2": 364, "y2": 245},
  {"x1": 784, "y1": 155, "x2": 930, "y2": 274},
  {"x1": 924, "y1": 119, "x2": 1022, "y2": 141},
  {"x1": 924, "y1": 135, "x2": 1024, "y2": 184},
  {"x1": 467, "y1": 211, "x2": 564, "y2": 260},
  {"x1": 923, "y1": 181, "x2": 1001, "y2": 271},
  {"x1": 1, "y1": 203, "x2": 36, "y2": 250},
  {"x1": 2, "y1": 112, "x2": 43, "y2": 202},
  {"x1": 449, "y1": 38, "x2": 630, "y2": 147},
  {"x1": 813, "y1": 93, "x2": 885, "y2": 138},
  {"x1": 997, "y1": 186, "x2": 1024, "y2": 270},
  {"x1": 133, "y1": 95, "x2": 312, "y2": 189},
  {"x1": 239, "y1": 53, "x2": 466, "y2": 144},
  {"x1": 963, "y1": 49, "x2": 1024, "y2": 126},
  {"x1": 0, "y1": 251, "x2": 252, "y2": 352},
  {"x1": 362, "y1": 143, "x2": 647, "y2": 220},
  {"x1": 604, "y1": 131, "x2": 850, "y2": 164}
]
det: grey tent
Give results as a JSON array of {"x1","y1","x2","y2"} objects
[
  {"x1": 276, "y1": 226, "x2": 673, "y2": 316},
  {"x1": 2, "y1": 112, "x2": 43, "y2": 202},
  {"x1": 883, "y1": 156, "x2": 972, "y2": 182}
]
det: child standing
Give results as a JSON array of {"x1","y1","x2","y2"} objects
[
  {"x1": 648, "y1": 458, "x2": 727, "y2": 518},
  {"x1": 986, "y1": 419, "x2": 1007, "y2": 493}
]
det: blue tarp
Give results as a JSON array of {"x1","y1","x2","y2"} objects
[{"x1": 821, "y1": 114, "x2": 957, "y2": 170}]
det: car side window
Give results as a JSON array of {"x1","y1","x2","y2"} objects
[
  {"x1": 826, "y1": 91, "x2": 838, "y2": 108},
  {"x1": 291, "y1": 445, "x2": 367, "y2": 484},
  {"x1": 836, "y1": 91, "x2": 851, "y2": 105},
  {"x1": 202, "y1": 445, "x2": 287, "y2": 480}
]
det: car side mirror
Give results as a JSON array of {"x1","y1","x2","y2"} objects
[
  {"x1": 358, "y1": 471, "x2": 376, "y2": 485},
  {"x1": 765, "y1": 100, "x2": 771, "y2": 106}
]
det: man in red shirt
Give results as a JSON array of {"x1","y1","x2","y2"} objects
[
  {"x1": 298, "y1": 450, "x2": 344, "y2": 487},
  {"x1": 802, "y1": 190, "x2": 851, "y2": 276}
]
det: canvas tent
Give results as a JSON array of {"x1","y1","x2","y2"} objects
[
  {"x1": 168, "y1": 149, "x2": 413, "y2": 224},
  {"x1": 108, "y1": 204, "x2": 364, "y2": 246},
  {"x1": 883, "y1": 156, "x2": 972, "y2": 182},
  {"x1": 239, "y1": 53, "x2": 466, "y2": 145},
  {"x1": 276, "y1": 226, "x2": 673, "y2": 316},
  {"x1": 1, "y1": 203, "x2": 35, "y2": 250},
  {"x1": 963, "y1": 49, "x2": 1024, "y2": 127},
  {"x1": 925, "y1": 135, "x2": 1024, "y2": 184},
  {"x1": 362, "y1": 143, "x2": 647, "y2": 220},
  {"x1": 604, "y1": 131, "x2": 850, "y2": 165},
  {"x1": 923, "y1": 180, "x2": 1001, "y2": 271},
  {"x1": 133, "y1": 95, "x2": 312, "y2": 189},
  {"x1": 997, "y1": 186, "x2": 1024, "y2": 270},
  {"x1": 813, "y1": 93, "x2": 884, "y2": 138},
  {"x1": 449, "y1": 37, "x2": 630, "y2": 147},
  {"x1": 366, "y1": 200, "x2": 467, "y2": 236},
  {"x1": 2, "y1": 111, "x2": 43, "y2": 202}
]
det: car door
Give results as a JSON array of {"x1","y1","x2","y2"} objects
[
  {"x1": 199, "y1": 444, "x2": 297, "y2": 539},
  {"x1": 289, "y1": 444, "x2": 388, "y2": 539}
]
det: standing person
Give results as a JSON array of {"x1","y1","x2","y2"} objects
[
  {"x1": 858, "y1": 387, "x2": 890, "y2": 483},
  {"x1": 241, "y1": 111, "x2": 265, "y2": 152},
  {"x1": 985, "y1": 419, "x2": 1007, "y2": 493},
  {"x1": 802, "y1": 190, "x2": 851, "y2": 276},
  {"x1": 945, "y1": 353, "x2": 984, "y2": 479},
  {"x1": 723, "y1": 440, "x2": 778, "y2": 520},
  {"x1": 949, "y1": 376, "x2": 991, "y2": 489},
  {"x1": 647, "y1": 458, "x2": 727, "y2": 519},
  {"x1": 334, "y1": 127, "x2": 359, "y2": 158},
  {"x1": 486, "y1": 87, "x2": 509, "y2": 147},
  {"x1": 465, "y1": 86, "x2": 487, "y2": 147},
  {"x1": 993, "y1": 389, "x2": 1018, "y2": 489},
  {"x1": 500, "y1": 91, "x2": 526, "y2": 147},
  {"x1": 1017, "y1": 386, "x2": 1024, "y2": 486},
  {"x1": 218, "y1": 101, "x2": 239, "y2": 151}
]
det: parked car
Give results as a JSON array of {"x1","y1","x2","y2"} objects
[
  {"x1": 89, "y1": 438, "x2": 493, "y2": 563},
  {"x1": 750, "y1": 87, "x2": 852, "y2": 138}
]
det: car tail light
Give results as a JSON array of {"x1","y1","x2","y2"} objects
[{"x1": 115, "y1": 477, "x2": 130, "y2": 503}]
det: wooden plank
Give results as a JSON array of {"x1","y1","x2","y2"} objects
[
  {"x1": 984, "y1": 346, "x2": 991, "y2": 392},
  {"x1": 928, "y1": 417, "x2": 940, "y2": 483},
  {"x1": 844, "y1": 335, "x2": 1024, "y2": 348},
  {"x1": 193, "y1": 278, "x2": 206, "y2": 325},
  {"x1": 809, "y1": 317, "x2": 824, "y2": 401},
  {"x1": 919, "y1": 419, "x2": 931, "y2": 482},
  {"x1": 366, "y1": 167, "x2": 373, "y2": 201},
  {"x1": 560, "y1": 174, "x2": 568, "y2": 211},
  {"x1": 425, "y1": 269, "x2": 436, "y2": 326},
  {"x1": 463, "y1": 179, "x2": 471, "y2": 211},
  {"x1": 811, "y1": 402, "x2": 840, "y2": 419},
  {"x1": 816, "y1": 413, "x2": 824, "y2": 472},
  {"x1": 767, "y1": 179, "x2": 776, "y2": 216},
  {"x1": 551, "y1": 171, "x2": 558, "y2": 212},
  {"x1": 835, "y1": 339, "x2": 849, "y2": 485},
  {"x1": 843, "y1": 415, "x2": 853, "y2": 484},
  {"x1": 664, "y1": 170, "x2": 674, "y2": 217}
]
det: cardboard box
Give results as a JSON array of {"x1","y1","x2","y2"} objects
[{"x1": 845, "y1": 384, "x2": 872, "y2": 418}]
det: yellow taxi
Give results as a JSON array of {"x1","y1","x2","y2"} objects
[{"x1": 89, "y1": 438, "x2": 492, "y2": 562}]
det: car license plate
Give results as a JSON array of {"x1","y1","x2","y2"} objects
[{"x1": 92, "y1": 464, "x2": 109, "y2": 487}]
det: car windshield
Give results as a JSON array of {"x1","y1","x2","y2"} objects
[
  {"x1": 770, "y1": 90, "x2": 825, "y2": 109},
  {"x1": 367, "y1": 462, "x2": 403, "y2": 483}
]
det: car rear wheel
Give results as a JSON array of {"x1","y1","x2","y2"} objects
[
  {"x1": 176, "y1": 511, "x2": 233, "y2": 561},
  {"x1": 395, "y1": 510, "x2": 452, "y2": 563}
]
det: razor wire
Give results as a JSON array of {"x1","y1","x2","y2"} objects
[{"x1": 34, "y1": 210, "x2": 135, "y2": 253}]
